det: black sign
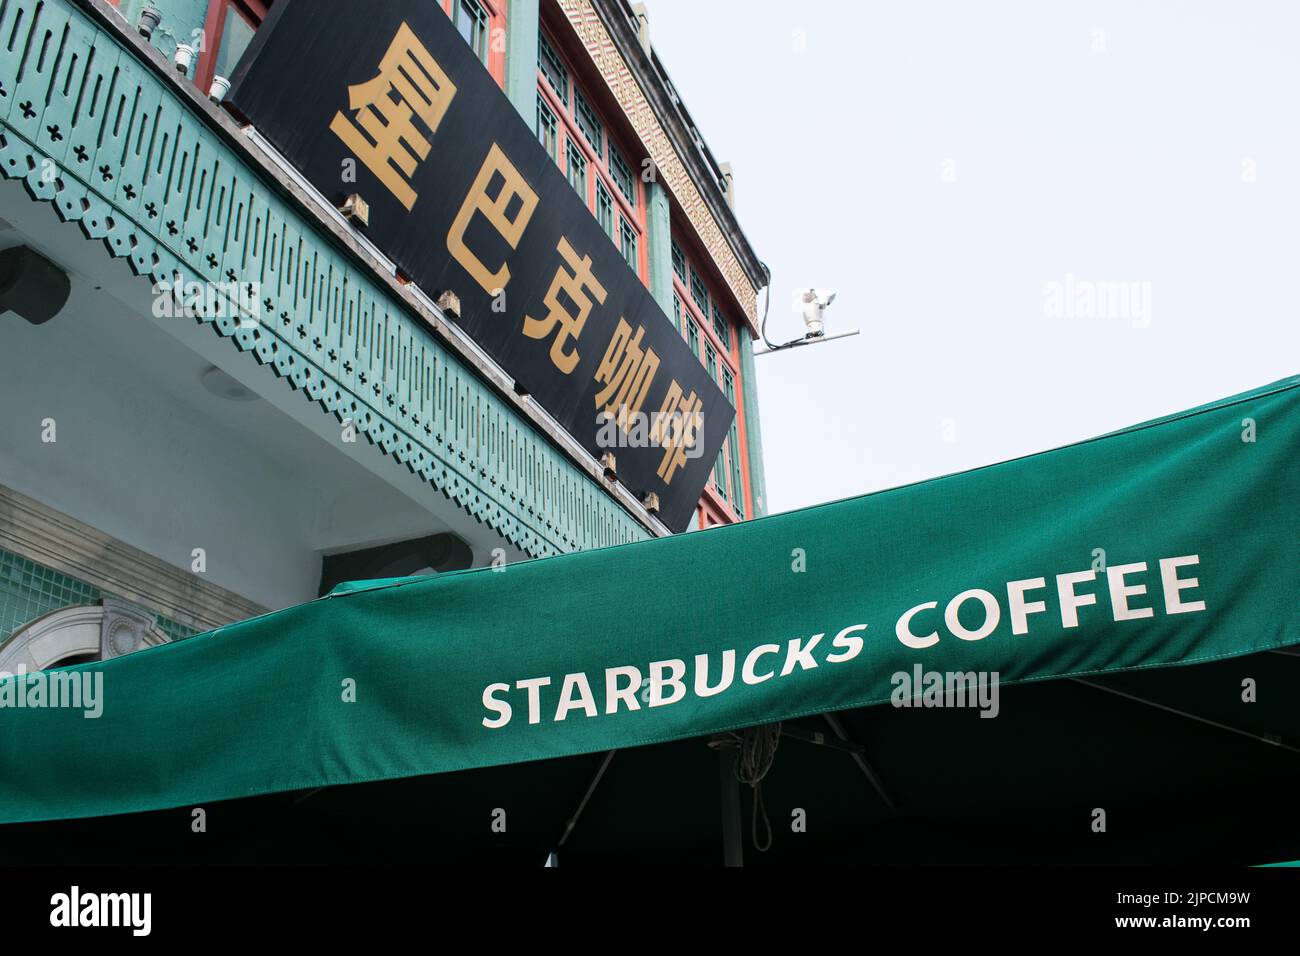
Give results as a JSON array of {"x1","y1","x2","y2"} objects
[{"x1": 227, "y1": 0, "x2": 733, "y2": 533}]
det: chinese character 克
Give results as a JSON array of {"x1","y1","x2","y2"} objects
[
  {"x1": 522, "y1": 237, "x2": 607, "y2": 374},
  {"x1": 653, "y1": 381, "x2": 703, "y2": 484},
  {"x1": 594, "y1": 318, "x2": 660, "y2": 430},
  {"x1": 329, "y1": 22, "x2": 457, "y2": 210}
]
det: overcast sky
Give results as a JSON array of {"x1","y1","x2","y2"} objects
[{"x1": 647, "y1": 0, "x2": 1299, "y2": 515}]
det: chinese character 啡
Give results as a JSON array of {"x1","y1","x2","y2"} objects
[{"x1": 653, "y1": 381, "x2": 703, "y2": 484}]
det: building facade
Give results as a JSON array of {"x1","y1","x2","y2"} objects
[{"x1": 0, "y1": 0, "x2": 768, "y2": 668}]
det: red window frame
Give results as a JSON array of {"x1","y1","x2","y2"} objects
[
  {"x1": 195, "y1": 0, "x2": 268, "y2": 94},
  {"x1": 195, "y1": 1, "x2": 507, "y2": 96},
  {"x1": 671, "y1": 235, "x2": 751, "y2": 522},
  {"x1": 442, "y1": 0, "x2": 507, "y2": 88},
  {"x1": 536, "y1": 28, "x2": 648, "y2": 284}
]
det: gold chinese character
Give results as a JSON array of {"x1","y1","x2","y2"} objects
[
  {"x1": 522, "y1": 237, "x2": 606, "y2": 374},
  {"x1": 594, "y1": 318, "x2": 660, "y2": 430},
  {"x1": 653, "y1": 381, "x2": 703, "y2": 484},
  {"x1": 328, "y1": 22, "x2": 457, "y2": 210},
  {"x1": 447, "y1": 143, "x2": 539, "y2": 294}
]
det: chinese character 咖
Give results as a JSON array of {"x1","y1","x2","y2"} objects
[
  {"x1": 328, "y1": 22, "x2": 457, "y2": 210},
  {"x1": 653, "y1": 381, "x2": 703, "y2": 484},
  {"x1": 522, "y1": 237, "x2": 607, "y2": 374},
  {"x1": 594, "y1": 318, "x2": 660, "y2": 431},
  {"x1": 447, "y1": 143, "x2": 538, "y2": 294}
]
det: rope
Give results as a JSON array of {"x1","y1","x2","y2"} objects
[{"x1": 719, "y1": 723, "x2": 782, "y2": 852}]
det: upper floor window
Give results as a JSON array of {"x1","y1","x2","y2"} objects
[
  {"x1": 456, "y1": 0, "x2": 490, "y2": 63},
  {"x1": 536, "y1": 94, "x2": 558, "y2": 161},
  {"x1": 537, "y1": 27, "x2": 646, "y2": 283},
  {"x1": 196, "y1": 0, "x2": 269, "y2": 93},
  {"x1": 566, "y1": 139, "x2": 588, "y2": 197},
  {"x1": 689, "y1": 265, "x2": 709, "y2": 313},
  {"x1": 609, "y1": 146, "x2": 636, "y2": 209},
  {"x1": 619, "y1": 217, "x2": 638, "y2": 269},
  {"x1": 596, "y1": 180, "x2": 614, "y2": 238},
  {"x1": 538, "y1": 31, "x2": 569, "y2": 105},
  {"x1": 711, "y1": 302, "x2": 731, "y2": 350},
  {"x1": 573, "y1": 89, "x2": 604, "y2": 160},
  {"x1": 671, "y1": 239, "x2": 686, "y2": 282}
]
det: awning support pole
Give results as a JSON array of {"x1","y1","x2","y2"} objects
[
  {"x1": 718, "y1": 744, "x2": 744, "y2": 867},
  {"x1": 556, "y1": 749, "x2": 616, "y2": 849},
  {"x1": 1070, "y1": 678, "x2": 1299, "y2": 754},
  {"x1": 822, "y1": 713, "x2": 896, "y2": 810}
]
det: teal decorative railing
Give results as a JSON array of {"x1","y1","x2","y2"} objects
[{"x1": 0, "y1": 0, "x2": 650, "y2": 558}]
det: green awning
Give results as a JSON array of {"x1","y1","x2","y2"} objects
[{"x1": 0, "y1": 375, "x2": 1297, "y2": 826}]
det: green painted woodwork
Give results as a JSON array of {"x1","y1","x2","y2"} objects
[
  {"x1": 0, "y1": 0, "x2": 648, "y2": 558},
  {"x1": 737, "y1": 327, "x2": 767, "y2": 516},
  {"x1": 645, "y1": 179, "x2": 673, "y2": 316},
  {"x1": 503, "y1": 0, "x2": 540, "y2": 124}
]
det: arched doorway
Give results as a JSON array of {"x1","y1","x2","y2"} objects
[{"x1": 0, "y1": 598, "x2": 171, "y2": 673}]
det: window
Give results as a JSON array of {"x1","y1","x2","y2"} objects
[
  {"x1": 671, "y1": 239, "x2": 686, "y2": 282},
  {"x1": 456, "y1": 0, "x2": 490, "y2": 64},
  {"x1": 711, "y1": 302, "x2": 730, "y2": 349},
  {"x1": 566, "y1": 139, "x2": 587, "y2": 197},
  {"x1": 672, "y1": 294, "x2": 682, "y2": 334},
  {"x1": 596, "y1": 181, "x2": 614, "y2": 239},
  {"x1": 536, "y1": 95, "x2": 558, "y2": 161},
  {"x1": 538, "y1": 31, "x2": 569, "y2": 105},
  {"x1": 724, "y1": 370, "x2": 743, "y2": 518},
  {"x1": 687, "y1": 318, "x2": 699, "y2": 358},
  {"x1": 714, "y1": 445, "x2": 730, "y2": 501},
  {"x1": 196, "y1": 1, "x2": 268, "y2": 93},
  {"x1": 705, "y1": 344, "x2": 717, "y2": 380},
  {"x1": 619, "y1": 217, "x2": 638, "y2": 269},
  {"x1": 573, "y1": 89, "x2": 604, "y2": 160},
  {"x1": 609, "y1": 146, "x2": 635, "y2": 208},
  {"x1": 689, "y1": 266, "x2": 709, "y2": 313}
]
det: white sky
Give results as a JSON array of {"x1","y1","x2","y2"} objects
[{"x1": 646, "y1": 0, "x2": 1299, "y2": 514}]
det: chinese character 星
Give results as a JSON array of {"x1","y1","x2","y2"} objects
[
  {"x1": 522, "y1": 237, "x2": 606, "y2": 374},
  {"x1": 328, "y1": 22, "x2": 457, "y2": 210},
  {"x1": 594, "y1": 318, "x2": 660, "y2": 430}
]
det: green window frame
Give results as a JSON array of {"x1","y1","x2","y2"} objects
[
  {"x1": 687, "y1": 318, "x2": 700, "y2": 358},
  {"x1": 538, "y1": 31, "x2": 569, "y2": 105},
  {"x1": 566, "y1": 139, "x2": 587, "y2": 197},
  {"x1": 671, "y1": 238, "x2": 686, "y2": 282},
  {"x1": 536, "y1": 94, "x2": 558, "y2": 162},
  {"x1": 672, "y1": 294, "x2": 682, "y2": 334},
  {"x1": 724, "y1": 370, "x2": 743, "y2": 517},
  {"x1": 456, "y1": 0, "x2": 490, "y2": 64},
  {"x1": 609, "y1": 146, "x2": 635, "y2": 208},
  {"x1": 714, "y1": 441, "x2": 730, "y2": 501},
  {"x1": 573, "y1": 88, "x2": 604, "y2": 160},
  {"x1": 619, "y1": 217, "x2": 638, "y2": 270},
  {"x1": 596, "y1": 180, "x2": 614, "y2": 238},
  {"x1": 689, "y1": 265, "x2": 709, "y2": 313},
  {"x1": 711, "y1": 302, "x2": 730, "y2": 349}
]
